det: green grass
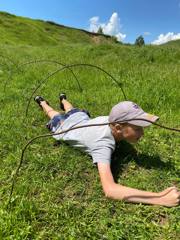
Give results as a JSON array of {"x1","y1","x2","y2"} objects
[
  {"x1": 0, "y1": 12, "x2": 180, "y2": 239},
  {"x1": 0, "y1": 11, "x2": 117, "y2": 46}
]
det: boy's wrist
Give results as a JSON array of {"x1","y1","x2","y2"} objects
[{"x1": 152, "y1": 195, "x2": 164, "y2": 206}]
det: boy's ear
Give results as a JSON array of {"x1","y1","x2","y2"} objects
[{"x1": 115, "y1": 124, "x2": 123, "y2": 131}]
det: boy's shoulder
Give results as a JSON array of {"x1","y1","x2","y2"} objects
[
  {"x1": 87, "y1": 116, "x2": 115, "y2": 144},
  {"x1": 88, "y1": 115, "x2": 109, "y2": 123}
]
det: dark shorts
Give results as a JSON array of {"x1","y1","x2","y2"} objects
[{"x1": 47, "y1": 108, "x2": 90, "y2": 132}]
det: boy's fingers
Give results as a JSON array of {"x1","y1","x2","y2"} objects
[
  {"x1": 170, "y1": 186, "x2": 179, "y2": 191},
  {"x1": 165, "y1": 186, "x2": 177, "y2": 192},
  {"x1": 177, "y1": 191, "x2": 180, "y2": 199},
  {"x1": 161, "y1": 186, "x2": 178, "y2": 196},
  {"x1": 168, "y1": 186, "x2": 177, "y2": 190}
]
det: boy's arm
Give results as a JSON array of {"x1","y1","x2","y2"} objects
[{"x1": 97, "y1": 162, "x2": 180, "y2": 207}]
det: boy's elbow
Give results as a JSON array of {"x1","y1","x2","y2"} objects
[
  {"x1": 104, "y1": 190, "x2": 114, "y2": 199},
  {"x1": 103, "y1": 184, "x2": 123, "y2": 200},
  {"x1": 102, "y1": 187, "x2": 110, "y2": 198},
  {"x1": 104, "y1": 185, "x2": 113, "y2": 198},
  {"x1": 104, "y1": 190, "x2": 117, "y2": 199}
]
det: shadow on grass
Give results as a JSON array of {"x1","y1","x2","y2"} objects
[{"x1": 111, "y1": 140, "x2": 175, "y2": 183}]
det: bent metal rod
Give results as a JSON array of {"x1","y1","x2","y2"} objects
[{"x1": 8, "y1": 118, "x2": 180, "y2": 207}]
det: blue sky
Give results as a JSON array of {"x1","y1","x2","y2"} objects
[{"x1": 0, "y1": 0, "x2": 180, "y2": 44}]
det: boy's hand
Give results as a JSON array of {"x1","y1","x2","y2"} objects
[
  {"x1": 158, "y1": 186, "x2": 178, "y2": 196},
  {"x1": 158, "y1": 186, "x2": 180, "y2": 207}
]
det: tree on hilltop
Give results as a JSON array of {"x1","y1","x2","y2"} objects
[
  {"x1": 97, "y1": 26, "x2": 104, "y2": 34},
  {"x1": 135, "y1": 35, "x2": 145, "y2": 46}
]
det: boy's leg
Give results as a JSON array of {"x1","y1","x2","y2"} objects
[
  {"x1": 60, "y1": 93, "x2": 91, "y2": 117},
  {"x1": 59, "y1": 93, "x2": 74, "y2": 113},
  {"x1": 41, "y1": 101, "x2": 60, "y2": 119},
  {"x1": 61, "y1": 99, "x2": 74, "y2": 113},
  {"x1": 34, "y1": 96, "x2": 61, "y2": 120}
]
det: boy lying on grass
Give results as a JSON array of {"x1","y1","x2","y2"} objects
[{"x1": 34, "y1": 94, "x2": 180, "y2": 207}]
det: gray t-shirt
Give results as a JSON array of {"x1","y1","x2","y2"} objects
[{"x1": 53, "y1": 112, "x2": 116, "y2": 164}]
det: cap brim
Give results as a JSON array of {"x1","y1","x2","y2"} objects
[{"x1": 127, "y1": 113, "x2": 159, "y2": 127}]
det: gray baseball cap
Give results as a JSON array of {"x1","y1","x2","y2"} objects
[{"x1": 108, "y1": 101, "x2": 159, "y2": 127}]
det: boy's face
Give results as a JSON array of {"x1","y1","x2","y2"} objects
[{"x1": 122, "y1": 124, "x2": 144, "y2": 143}]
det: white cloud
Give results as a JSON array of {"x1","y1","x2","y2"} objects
[
  {"x1": 89, "y1": 12, "x2": 126, "y2": 42},
  {"x1": 144, "y1": 32, "x2": 151, "y2": 36},
  {"x1": 89, "y1": 16, "x2": 100, "y2": 32},
  {"x1": 151, "y1": 32, "x2": 180, "y2": 45}
]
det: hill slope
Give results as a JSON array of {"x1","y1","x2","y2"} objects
[
  {"x1": 0, "y1": 11, "x2": 118, "y2": 46},
  {"x1": 163, "y1": 39, "x2": 180, "y2": 48}
]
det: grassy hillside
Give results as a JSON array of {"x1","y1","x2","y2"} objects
[
  {"x1": 0, "y1": 11, "x2": 180, "y2": 240},
  {"x1": 163, "y1": 39, "x2": 180, "y2": 48},
  {"x1": 0, "y1": 11, "x2": 117, "y2": 46}
]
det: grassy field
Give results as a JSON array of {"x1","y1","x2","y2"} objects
[{"x1": 0, "y1": 12, "x2": 180, "y2": 239}]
